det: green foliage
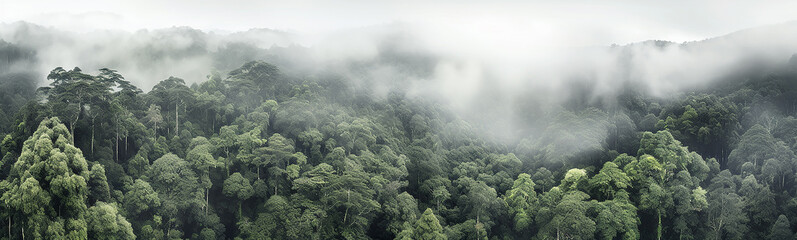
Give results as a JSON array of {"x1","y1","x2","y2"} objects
[
  {"x1": 223, "y1": 173, "x2": 253, "y2": 201},
  {"x1": 560, "y1": 168, "x2": 588, "y2": 191},
  {"x1": 504, "y1": 173, "x2": 537, "y2": 232},
  {"x1": 537, "y1": 191, "x2": 596, "y2": 240},
  {"x1": 223, "y1": 172, "x2": 253, "y2": 219},
  {"x1": 123, "y1": 179, "x2": 160, "y2": 216},
  {"x1": 86, "y1": 201, "x2": 135, "y2": 240},
  {"x1": 590, "y1": 162, "x2": 630, "y2": 199},
  {"x1": 767, "y1": 215, "x2": 792, "y2": 240},
  {"x1": 706, "y1": 170, "x2": 749, "y2": 239},
  {"x1": 659, "y1": 95, "x2": 740, "y2": 161},
  {"x1": 1, "y1": 117, "x2": 90, "y2": 239},
  {"x1": 5, "y1": 58, "x2": 797, "y2": 239},
  {"x1": 415, "y1": 208, "x2": 446, "y2": 240},
  {"x1": 728, "y1": 124, "x2": 794, "y2": 173},
  {"x1": 595, "y1": 191, "x2": 639, "y2": 240}
]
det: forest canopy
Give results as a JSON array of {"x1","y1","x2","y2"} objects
[{"x1": 2, "y1": 22, "x2": 797, "y2": 240}]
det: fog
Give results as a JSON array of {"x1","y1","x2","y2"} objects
[{"x1": 2, "y1": 18, "x2": 797, "y2": 141}]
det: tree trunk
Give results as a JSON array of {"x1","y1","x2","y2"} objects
[
  {"x1": 175, "y1": 102, "x2": 179, "y2": 136},
  {"x1": 91, "y1": 118, "x2": 95, "y2": 156},
  {"x1": 556, "y1": 227, "x2": 560, "y2": 240},
  {"x1": 70, "y1": 121, "x2": 76, "y2": 145},
  {"x1": 116, "y1": 123, "x2": 119, "y2": 162},
  {"x1": 782, "y1": 174, "x2": 786, "y2": 190},
  {"x1": 206, "y1": 188, "x2": 209, "y2": 215},
  {"x1": 657, "y1": 211, "x2": 662, "y2": 240},
  {"x1": 344, "y1": 189, "x2": 350, "y2": 224},
  {"x1": 72, "y1": 103, "x2": 80, "y2": 145}
]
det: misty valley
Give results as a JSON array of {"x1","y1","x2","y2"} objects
[{"x1": 3, "y1": 19, "x2": 797, "y2": 240}]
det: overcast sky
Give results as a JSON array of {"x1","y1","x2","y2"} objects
[{"x1": 2, "y1": 0, "x2": 797, "y2": 46}]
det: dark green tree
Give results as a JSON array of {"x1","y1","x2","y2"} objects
[
  {"x1": 86, "y1": 201, "x2": 135, "y2": 240},
  {"x1": 223, "y1": 172, "x2": 253, "y2": 219},
  {"x1": 414, "y1": 208, "x2": 445, "y2": 240},
  {"x1": 767, "y1": 215, "x2": 792, "y2": 240},
  {"x1": 0, "y1": 117, "x2": 90, "y2": 239}
]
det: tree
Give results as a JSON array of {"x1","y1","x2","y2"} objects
[
  {"x1": 238, "y1": 195, "x2": 302, "y2": 240},
  {"x1": 147, "y1": 153, "x2": 202, "y2": 236},
  {"x1": 86, "y1": 202, "x2": 135, "y2": 240},
  {"x1": 767, "y1": 215, "x2": 792, "y2": 240},
  {"x1": 761, "y1": 157, "x2": 794, "y2": 191},
  {"x1": 531, "y1": 167, "x2": 555, "y2": 192},
  {"x1": 186, "y1": 137, "x2": 219, "y2": 214},
  {"x1": 706, "y1": 170, "x2": 748, "y2": 240},
  {"x1": 595, "y1": 191, "x2": 639, "y2": 240},
  {"x1": 414, "y1": 208, "x2": 445, "y2": 240},
  {"x1": 0, "y1": 117, "x2": 90, "y2": 239},
  {"x1": 146, "y1": 104, "x2": 163, "y2": 133},
  {"x1": 590, "y1": 162, "x2": 631, "y2": 200},
  {"x1": 728, "y1": 124, "x2": 795, "y2": 176},
  {"x1": 639, "y1": 182, "x2": 670, "y2": 240},
  {"x1": 504, "y1": 173, "x2": 537, "y2": 233},
  {"x1": 658, "y1": 95, "x2": 739, "y2": 162},
  {"x1": 560, "y1": 168, "x2": 588, "y2": 192},
  {"x1": 637, "y1": 131, "x2": 692, "y2": 174},
  {"x1": 259, "y1": 133, "x2": 295, "y2": 194},
  {"x1": 223, "y1": 172, "x2": 252, "y2": 218},
  {"x1": 321, "y1": 171, "x2": 380, "y2": 238},
  {"x1": 739, "y1": 175, "x2": 777, "y2": 238},
  {"x1": 337, "y1": 118, "x2": 377, "y2": 154},
  {"x1": 88, "y1": 164, "x2": 111, "y2": 205},
  {"x1": 670, "y1": 177, "x2": 707, "y2": 240},
  {"x1": 462, "y1": 178, "x2": 500, "y2": 226},
  {"x1": 40, "y1": 67, "x2": 112, "y2": 144},
  {"x1": 537, "y1": 191, "x2": 595, "y2": 240},
  {"x1": 149, "y1": 77, "x2": 194, "y2": 136},
  {"x1": 431, "y1": 186, "x2": 450, "y2": 211},
  {"x1": 123, "y1": 179, "x2": 161, "y2": 217}
]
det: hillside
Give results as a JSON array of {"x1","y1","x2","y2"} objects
[{"x1": 1, "y1": 22, "x2": 797, "y2": 239}]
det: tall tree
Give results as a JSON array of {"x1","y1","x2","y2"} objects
[
  {"x1": 0, "y1": 117, "x2": 90, "y2": 239},
  {"x1": 537, "y1": 191, "x2": 596, "y2": 240},
  {"x1": 706, "y1": 170, "x2": 748, "y2": 240},
  {"x1": 223, "y1": 173, "x2": 252, "y2": 219},
  {"x1": 86, "y1": 201, "x2": 135, "y2": 240},
  {"x1": 149, "y1": 77, "x2": 193, "y2": 136},
  {"x1": 504, "y1": 173, "x2": 538, "y2": 234},
  {"x1": 414, "y1": 208, "x2": 445, "y2": 240},
  {"x1": 595, "y1": 191, "x2": 639, "y2": 240},
  {"x1": 590, "y1": 162, "x2": 631, "y2": 200},
  {"x1": 767, "y1": 215, "x2": 792, "y2": 240}
]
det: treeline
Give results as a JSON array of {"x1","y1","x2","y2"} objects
[{"x1": 2, "y1": 57, "x2": 797, "y2": 240}]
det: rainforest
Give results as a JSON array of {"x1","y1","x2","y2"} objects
[{"x1": 4, "y1": 2, "x2": 797, "y2": 240}]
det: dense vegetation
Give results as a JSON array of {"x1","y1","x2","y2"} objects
[{"x1": 3, "y1": 38, "x2": 797, "y2": 240}]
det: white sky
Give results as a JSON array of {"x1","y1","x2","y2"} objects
[{"x1": 1, "y1": 0, "x2": 797, "y2": 46}]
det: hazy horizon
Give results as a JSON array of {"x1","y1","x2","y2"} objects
[{"x1": 3, "y1": 1, "x2": 797, "y2": 46}]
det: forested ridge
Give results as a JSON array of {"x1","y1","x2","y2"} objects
[{"x1": 3, "y1": 29, "x2": 797, "y2": 240}]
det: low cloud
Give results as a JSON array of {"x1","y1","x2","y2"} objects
[{"x1": 2, "y1": 20, "x2": 797, "y2": 141}]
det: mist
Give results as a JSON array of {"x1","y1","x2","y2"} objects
[
  {"x1": 6, "y1": 3, "x2": 797, "y2": 239},
  {"x1": 2, "y1": 20, "x2": 797, "y2": 142}
]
